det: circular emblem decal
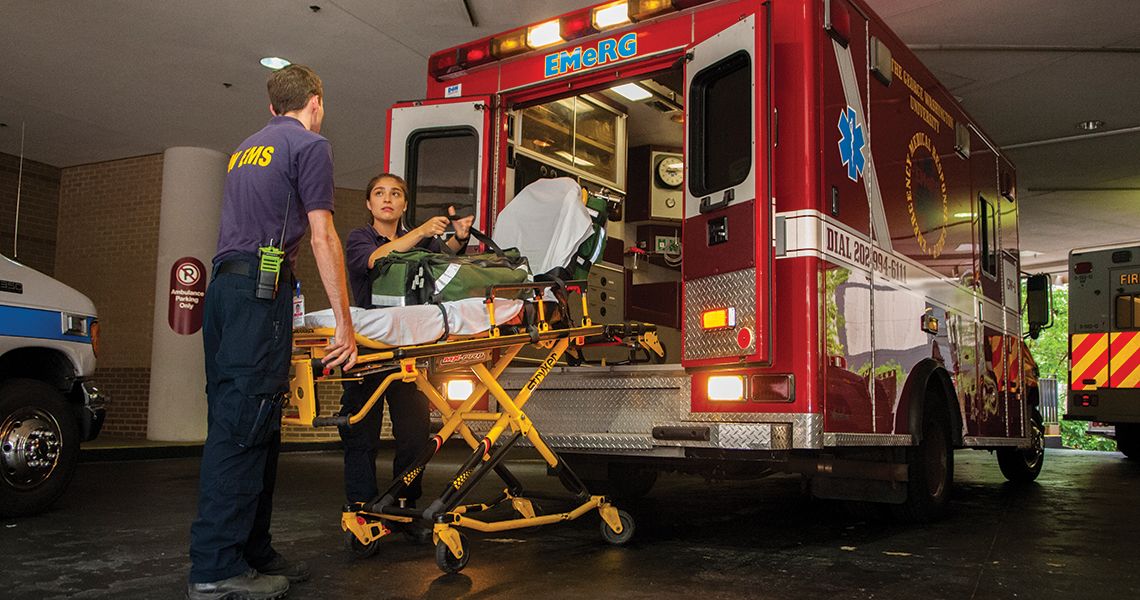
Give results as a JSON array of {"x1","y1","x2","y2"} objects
[
  {"x1": 904, "y1": 132, "x2": 949, "y2": 258},
  {"x1": 176, "y1": 261, "x2": 201, "y2": 286}
]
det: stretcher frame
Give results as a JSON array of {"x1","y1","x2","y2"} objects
[{"x1": 286, "y1": 282, "x2": 660, "y2": 573}]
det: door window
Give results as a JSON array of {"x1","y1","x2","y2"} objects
[
  {"x1": 405, "y1": 128, "x2": 478, "y2": 225},
  {"x1": 1115, "y1": 294, "x2": 1140, "y2": 329},
  {"x1": 978, "y1": 195, "x2": 998, "y2": 278},
  {"x1": 689, "y1": 50, "x2": 751, "y2": 197}
]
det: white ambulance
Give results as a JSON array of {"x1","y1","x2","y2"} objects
[{"x1": 0, "y1": 254, "x2": 106, "y2": 516}]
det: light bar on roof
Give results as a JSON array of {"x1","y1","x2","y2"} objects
[
  {"x1": 527, "y1": 20, "x2": 564, "y2": 49},
  {"x1": 593, "y1": 1, "x2": 631, "y2": 29}
]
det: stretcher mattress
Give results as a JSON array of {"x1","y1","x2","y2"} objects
[{"x1": 302, "y1": 298, "x2": 525, "y2": 347}]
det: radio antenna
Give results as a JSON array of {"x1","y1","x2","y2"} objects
[{"x1": 12, "y1": 121, "x2": 26, "y2": 259}]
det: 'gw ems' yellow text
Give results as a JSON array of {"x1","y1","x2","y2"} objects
[{"x1": 228, "y1": 146, "x2": 275, "y2": 172}]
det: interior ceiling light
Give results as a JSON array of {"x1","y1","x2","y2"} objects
[
  {"x1": 952, "y1": 211, "x2": 973, "y2": 218},
  {"x1": 1077, "y1": 119, "x2": 1105, "y2": 131},
  {"x1": 527, "y1": 20, "x2": 563, "y2": 49},
  {"x1": 611, "y1": 82, "x2": 653, "y2": 101},
  {"x1": 260, "y1": 56, "x2": 292, "y2": 70},
  {"x1": 593, "y1": 1, "x2": 631, "y2": 29}
]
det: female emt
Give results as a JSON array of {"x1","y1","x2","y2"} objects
[{"x1": 339, "y1": 173, "x2": 473, "y2": 521}]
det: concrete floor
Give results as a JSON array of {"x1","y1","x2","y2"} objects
[{"x1": 2, "y1": 447, "x2": 1137, "y2": 599}]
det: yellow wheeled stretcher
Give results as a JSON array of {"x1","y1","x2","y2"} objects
[{"x1": 285, "y1": 280, "x2": 662, "y2": 573}]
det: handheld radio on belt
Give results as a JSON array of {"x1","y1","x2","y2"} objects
[{"x1": 255, "y1": 192, "x2": 291, "y2": 300}]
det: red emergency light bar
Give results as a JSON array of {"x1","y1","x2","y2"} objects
[{"x1": 427, "y1": 0, "x2": 718, "y2": 81}]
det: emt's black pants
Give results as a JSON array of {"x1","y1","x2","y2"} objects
[
  {"x1": 189, "y1": 260, "x2": 291, "y2": 584},
  {"x1": 338, "y1": 376, "x2": 431, "y2": 505}
]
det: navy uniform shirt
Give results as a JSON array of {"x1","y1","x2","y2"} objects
[
  {"x1": 214, "y1": 116, "x2": 335, "y2": 267},
  {"x1": 345, "y1": 224, "x2": 453, "y2": 308}
]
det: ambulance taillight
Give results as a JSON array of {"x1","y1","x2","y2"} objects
[
  {"x1": 1074, "y1": 262, "x2": 1093, "y2": 275},
  {"x1": 428, "y1": 39, "x2": 495, "y2": 80}
]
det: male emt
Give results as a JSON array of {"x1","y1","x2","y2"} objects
[{"x1": 188, "y1": 64, "x2": 357, "y2": 600}]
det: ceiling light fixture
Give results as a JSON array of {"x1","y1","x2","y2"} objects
[
  {"x1": 611, "y1": 82, "x2": 652, "y2": 101},
  {"x1": 260, "y1": 56, "x2": 292, "y2": 70},
  {"x1": 1077, "y1": 119, "x2": 1105, "y2": 131}
]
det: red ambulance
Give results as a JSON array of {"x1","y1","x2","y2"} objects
[{"x1": 387, "y1": 0, "x2": 1050, "y2": 520}]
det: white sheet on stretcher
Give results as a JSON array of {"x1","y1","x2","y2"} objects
[
  {"x1": 492, "y1": 177, "x2": 594, "y2": 275},
  {"x1": 301, "y1": 298, "x2": 525, "y2": 347}
]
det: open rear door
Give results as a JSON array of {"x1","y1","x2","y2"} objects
[
  {"x1": 386, "y1": 96, "x2": 494, "y2": 237},
  {"x1": 681, "y1": 13, "x2": 769, "y2": 367}
]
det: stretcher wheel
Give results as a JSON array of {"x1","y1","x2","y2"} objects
[
  {"x1": 343, "y1": 530, "x2": 380, "y2": 559},
  {"x1": 600, "y1": 509, "x2": 635, "y2": 545},
  {"x1": 435, "y1": 532, "x2": 470, "y2": 574}
]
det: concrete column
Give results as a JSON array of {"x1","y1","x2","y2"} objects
[{"x1": 147, "y1": 147, "x2": 226, "y2": 441}]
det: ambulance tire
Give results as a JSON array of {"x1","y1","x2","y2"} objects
[
  {"x1": 1115, "y1": 424, "x2": 1139, "y2": 460},
  {"x1": 997, "y1": 409, "x2": 1045, "y2": 483},
  {"x1": 0, "y1": 379, "x2": 80, "y2": 518},
  {"x1": 606, "y1": 463, "x2": 658, "y2": 500},
  {"x1": 892, "y1": 398, "x2": 953, "y2": 523}
]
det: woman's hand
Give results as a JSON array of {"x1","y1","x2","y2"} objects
[
  {"x1": 448, "y1": 206, "x2": 475, "y2": 241},
  {"x1": 415, "y1": 215, "x2": 451, "y2": 239}
]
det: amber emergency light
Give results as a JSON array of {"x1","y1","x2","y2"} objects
[{"x1": 701, "y1": 307, "x2": 736, "y2": 330}]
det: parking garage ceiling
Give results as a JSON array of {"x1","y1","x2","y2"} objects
[{"x1": 2, "y1": 0, "x2": 1138, "y2": 273}]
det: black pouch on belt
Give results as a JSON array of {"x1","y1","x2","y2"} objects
[{"x1": 239, "y1": 394, "x2": 285, "y2": 448}]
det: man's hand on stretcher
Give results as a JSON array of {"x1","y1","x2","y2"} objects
[{"x1": 323, "y1": 322, "x2": 358, "y2": 370}]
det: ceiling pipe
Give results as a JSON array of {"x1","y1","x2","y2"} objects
[
  {"x1": 910, "y1": 44, "x2": 1140, "y2": 54},
  {"x1": 462, "y1": 0, "x2": 477, "y2": 27},
  {"x1": 1003, "y1": 124, "x2": 1140, "y2": 150}
]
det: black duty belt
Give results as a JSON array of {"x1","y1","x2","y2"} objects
[{"x1": 215, "y1": 260, "x2": 257, "y2": 278}]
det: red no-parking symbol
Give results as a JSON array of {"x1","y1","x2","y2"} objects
[{"x1": 176, "y1": 262, "x2": 201, "y2": 286}]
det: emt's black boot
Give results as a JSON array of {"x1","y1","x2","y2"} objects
[
  {"x1": 255, "y1": 554, "x2": 311, "y2": 583},
  {"x1": 186, "y1": 570, "x2": 289, "y2": 600}
]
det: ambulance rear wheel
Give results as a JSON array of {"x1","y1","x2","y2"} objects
[
  {"x1": 343, "y1": 530, "x2": 380, "y2": 559},
  {"x1": 893, "y1": 398, "x2": 952, "y2": 523},
  {"x1": 1116, "y1": 424, "x2": 1139, "y2": 460},
  {"x1": 607, "y1": 463, "x2": 657, "y2": 500},
  {"x1": 435, "y1": 532, "x2": 470, "y2": 574},
  {"x1": 0, "y1": 379, "x2": 80, "y2": 518},
  {"x1": 997, "y1": 409, "x2": 1045, "y2": 482}
]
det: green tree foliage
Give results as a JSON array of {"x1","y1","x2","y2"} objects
[{"x1": 1023, "y1": 283, "x2": 1118, "y2": 451}]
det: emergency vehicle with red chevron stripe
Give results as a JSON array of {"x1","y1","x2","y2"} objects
[{"x1": 1067, "y1": 242, "x2": 1140, "y2": 458}]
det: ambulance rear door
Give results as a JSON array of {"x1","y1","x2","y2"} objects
[
  {"x1": 386, "y1": 96, "x2": 495, "y2": 239},
  {"x1": 682, "y1": 12, "x2": 770, "y2": 367}
]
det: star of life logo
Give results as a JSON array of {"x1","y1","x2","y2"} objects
[{"x1": 837, "y1": 106, "x2": 866, "y2": 182}]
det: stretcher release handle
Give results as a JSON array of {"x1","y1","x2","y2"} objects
[{"x1": 312, "y1": 415, "x2": 349, "y2": 428}]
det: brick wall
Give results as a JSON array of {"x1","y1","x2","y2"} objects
[
  {"x1": 0, "y1": 152, "x2": 61, "y2": 275},
  {"x1": 55, "y1": 154, "x2": 164, "y2": 438}
]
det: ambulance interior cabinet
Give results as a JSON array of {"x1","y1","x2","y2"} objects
[
  {"x1": 515, "y1": 95, "x2": 627, "y2": 191},
  {"x1": 626, "y1": 145, "x2": 683, "y2": 222}
]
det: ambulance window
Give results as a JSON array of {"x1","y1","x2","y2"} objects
[
  {"x1": 405, "y1": 127, "x2": 479, "y2": 225},
  {"x1": 1116, "y1": 295, "x2": 1140, "y2": 329},
  {"x1": 979, "y1": 195, "x2": 997, "y2": 277},
  {"x1": 690, "y1": 50, "x2": 752, "y2": 196}
]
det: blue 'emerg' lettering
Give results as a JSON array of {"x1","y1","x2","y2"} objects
[
  {"x1": 598, "y1": 38, "x2": 618, "y2": 64},
  {"x1": 582, "y1": 47, "x2": 598, "y2": 67},
  {"x1": 617, "y1": 32, "x2": 636, "y2": 57},
  {"x1": 543, "y1": 32, "x2": 639, "y2": 78}
]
